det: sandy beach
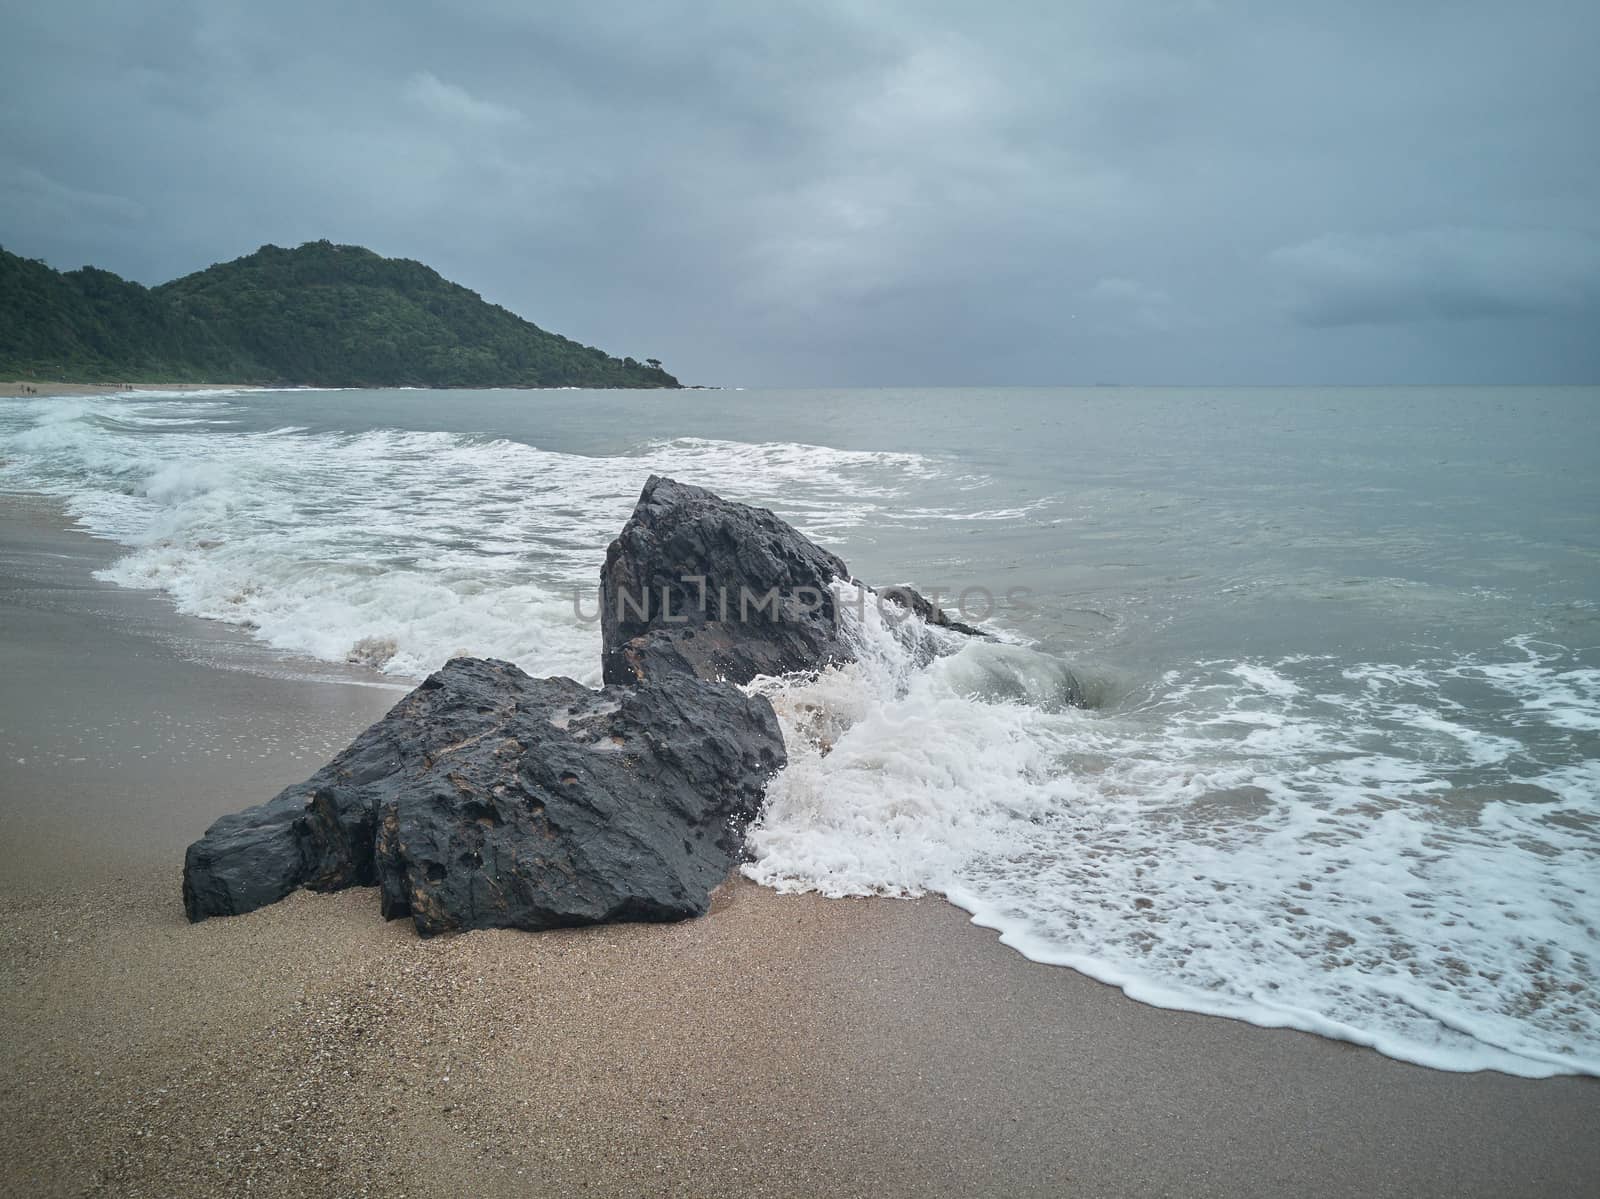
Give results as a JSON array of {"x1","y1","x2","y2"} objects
[
  {"x1": 0, "y1": 382, "x2": 259, "y2": 398},
  {"x1": 2, "y1": 497, "x2": 1597, "y2": 1198}
]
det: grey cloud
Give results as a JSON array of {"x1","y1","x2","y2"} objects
[
  {"x1": 1271, "y1": 229, "x2": 1600, "y2": 327},
  {"x1": 1, "y1": 0, "x2": 1596, "y2": 384},
  {"x1": 406, "y1": 72, "x2": 523, "y2": 126},
  {"x1": 1085, "y1": 278, "x2": 1181, "y2": 333},
  {"x1": 4, "y1": 167, "x2": 146, "y2": 226}
]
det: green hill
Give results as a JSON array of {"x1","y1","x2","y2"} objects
[
  {"x1": 0, "y1": 250, "x2": 259, "y2": 382},
  {"x1": 0, "y1": 240, "x2": 679, "y2": 388}
]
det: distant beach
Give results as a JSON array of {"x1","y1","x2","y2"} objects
[
  {"x1": 3, "y1": 463, "x2": 1598, "y2": 1195},
  {"x1": 0, "y1": 381, "x2": 260, "y2": 398}
]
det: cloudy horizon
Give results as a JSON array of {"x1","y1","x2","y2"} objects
[{"x1": 2, "y1": 0, "x2": 1596, "y2": 386}]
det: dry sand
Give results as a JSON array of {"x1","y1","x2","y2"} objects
[{"x1": 2, "y1": 498, "x2": 1597, "y2": 1198}]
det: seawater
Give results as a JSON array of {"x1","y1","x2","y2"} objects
[{"x1": 2, "y1": 384, "x2": 1596, "y2": 1077}]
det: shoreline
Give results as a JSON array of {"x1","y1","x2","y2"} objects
[
  {"x1": 1, "y1": 381, "x2": 695, "y2": 397},
  {"x1": 2, "y1": 495, "x2": 1597, "y2": 1196},
  {"x1": 0, "y1": 380, "x2": 262, "y2": 397}
]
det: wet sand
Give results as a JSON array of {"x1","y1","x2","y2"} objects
[{"x1": 2, "y1": 498, "x2": 1596, "y2": 1197}]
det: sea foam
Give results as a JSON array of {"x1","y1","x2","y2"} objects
[
  {"x1": 0, "y1": 395, "x2": 948, "y2": 681},
  {"x1": 744, "y1": 586, "x2": 1600, "y2": 1078}
]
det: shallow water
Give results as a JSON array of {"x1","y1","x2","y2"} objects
[{"x1": 2, "y1": 384, "x2": 1596, "y2": 1076}]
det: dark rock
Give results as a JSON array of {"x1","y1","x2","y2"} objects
[
  {"x1": 600, "y1": 476, "x2": 988, "y2": 687},
  {"x1": 184, "y1": 658, "x2": 785, "y2": 934},
  {"x1": 878, "y1": 584, "x2": 989, "y2": 639},
  {"x1": 600, "y1": 475, "x2": 853, "y2": 686}
]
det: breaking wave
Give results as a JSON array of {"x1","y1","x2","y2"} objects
[
  {"x1": 0, "y1": 393, "x2": 953, "y2": 680},
  {"x1": 746, "y1": 599, "x2": 1600, "y2": 1077}
]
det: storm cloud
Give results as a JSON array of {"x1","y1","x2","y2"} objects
[
  {"x1": 2, "y1": 0, "x2": 1595, "y2": 384},
  {"x1": 1271, "y1": 228, "x2": 1600, "y2": 327}
]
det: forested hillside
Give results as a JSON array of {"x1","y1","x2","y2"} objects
[{"x1": 0, "y1": 241, "x2": 678, "y2": 388}]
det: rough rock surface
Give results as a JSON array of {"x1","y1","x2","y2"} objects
[
  {"x1": 601, "y1": 473, "x2": 851, "y2": 681},
  {"x1": 184, "y1": 658, "x2": 785, "y2": 934},
  {"x1": 600, "y1": 475, "x2": 856, "y2": 686},
  {"x1": 600, "y1": 476, "x2": 988, "y2": 686}
]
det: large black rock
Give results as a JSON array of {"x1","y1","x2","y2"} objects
[
  {"x1": 600, "y1": 475, "x2": 986, "y2": 686},
  {"x1": 600, "y1": 475, "x2": 855, "y2": 686},
  {"x1": 183, "y1": 658, "x2": 785, "y2": 935}
]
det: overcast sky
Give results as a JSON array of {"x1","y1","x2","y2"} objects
[{"x1": 2, "y1": 1, "x2": 1596, "y2": 385}]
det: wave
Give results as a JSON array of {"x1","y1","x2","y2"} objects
[
  {"x1": 745, "y1": 592, "x2": 1600, "y2": 1078},
  {"x1": 0, "y1": 395, "x2": 962, "y2": 681}
]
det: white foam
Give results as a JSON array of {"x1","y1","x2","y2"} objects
[
  {"x1": 0, "y1": 395, "x2": 959, "y2": 682},
  {"x1": 745, "y1": 594, "x2": 1600, "y2": 1078},
  {"x1": 1463, "y1": 638, "x2": 1600, "y2": 733}
]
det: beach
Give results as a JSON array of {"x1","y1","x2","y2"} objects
[
  {"x1": 0, "y1": 383, "x2": 259, "y2": 398},
  {"x1": 6, "y1": 0, "x2": 1596, "y2": 1186},
  {"x1": 3, "y1": 500, "x2": 1598, "y2": 1197}
]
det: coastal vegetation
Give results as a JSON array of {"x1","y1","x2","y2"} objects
[{"x1": 0, "y1": 240, "x2": 679, "y2": 388}]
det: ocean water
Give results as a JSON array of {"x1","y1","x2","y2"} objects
[{"x1": 2, "y1": 384, "x2": 1596, "y2": 1077}]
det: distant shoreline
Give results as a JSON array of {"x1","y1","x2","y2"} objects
[
  {"x1": 0, "y1": 380, "x2": 261, "y2": 398},
  {"x1": 1, "y1": 381, "x2": 709, "y2": 397}
]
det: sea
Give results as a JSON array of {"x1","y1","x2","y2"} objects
[{"x1": 2, "y1": 384, "x2": 1596, "y2": 1078}]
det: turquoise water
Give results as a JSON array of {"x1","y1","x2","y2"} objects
[{"x1": 2, "y1": 384, "x2": 1596, "y2": 1075}]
